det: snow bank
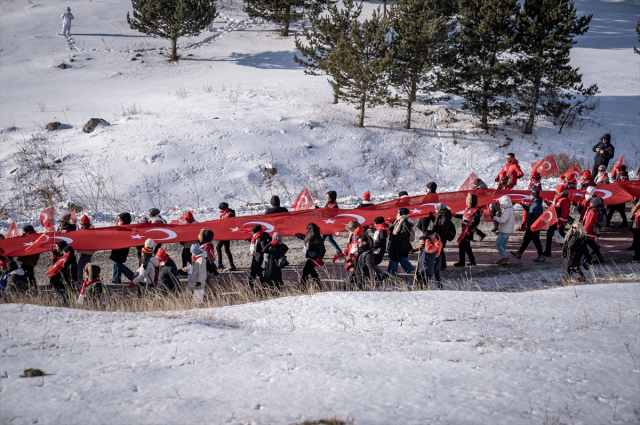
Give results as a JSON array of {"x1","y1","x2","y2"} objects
[{"x1": 1, "y1": 282, "x2": 639, "y2": 424}]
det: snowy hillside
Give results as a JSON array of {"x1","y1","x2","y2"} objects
[
  {"x1": 0, "y1": 0, "x2": 639, "y2": 225},
  {"x1": 1, "y1": 283, "x2": 639, "y2": 424}
]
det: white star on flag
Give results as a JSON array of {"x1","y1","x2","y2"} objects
[
  {"x1": 230, "y1": 227, "x2": 239, "y2": 232},
  {"x1": 23, "y1": 242, "x2": 34, "y2": 246},
  {"x1": 323, "y1": 219, "x2": 335, "y2": 224},
  {"x1": 411, "y1": 209, "x2": 422, "y2": 214},
  {"x1": 131, "y1": 234, "x2": 143, "y2": 239}
]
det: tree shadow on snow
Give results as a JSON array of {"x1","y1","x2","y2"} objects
[
  {"x1": 72, "y1": 33, "x2": 151, "y2": 38},
  {"x1": 574, "y1": 1, "x2": 639, "y2": 49},
  {"x1": 223, "y1": 50, "x2": 298, "y2": 69}
]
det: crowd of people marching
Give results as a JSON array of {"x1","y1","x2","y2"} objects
[{"x1": 1, "y1": 134, "x2": 639, "y2": 304}]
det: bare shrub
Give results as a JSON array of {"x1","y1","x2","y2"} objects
[
  {"x1": 121, "y1": 102, "x2": 142, "y2": 116},
  {"x1": 555, "y1": 150, "x2": 591, "y2": 174},
  {"x1": 174, "y1": 83, "x2": 188, "y2": 98},
  {"x1": 198, "y1": 80, "x2": 213, "y2": 93},
  {"x1": 36, "y1": 101, "x2": 47, "y2": 113}
]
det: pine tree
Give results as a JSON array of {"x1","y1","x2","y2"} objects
[
  {"x1": 294, "y1": 0, "x2": 363, "y2": 104},
  {"x1": 387, "y1": 0, "x2": 455, "y2": 129},
  {"x1": 329, "y1": 8, "x2": 392, "y2": 127},
  {"x1": 127, "y1": 0, "x2": 217, "y2": 61},
  {"x1": 244, "y1": 0, "x2": 322, "y2": 36},
  {"x1": 516, "y1": 0, "x2": 597, "y2": 134},
  {"x1": 448, "y1": 0, "x2": 519, "y2": 129}
]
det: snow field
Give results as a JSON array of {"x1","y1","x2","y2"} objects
[{"x1": 1, "y1": 283, "x2": 639, "y2": 424}]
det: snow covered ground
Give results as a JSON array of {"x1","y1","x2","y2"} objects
[
  {"x1": 1, "y1": 283, "x2": 639, "y2": 424},
  {"x1": 0, "y1": 0, "x2": 639, "y2": 228}
]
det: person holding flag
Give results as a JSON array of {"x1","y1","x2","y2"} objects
[
  {"x1": 607, "y1": 166, "x2": 629, "y2": 227},
  {"x1": 594, "y1": 165, "x2": 610, "y2": 185},
  {"x1": 543, "y1": 185, "x2": 571, "y2": 257},
  {"x1": 453, "y1": 194, "x2": 481, "y2": 267},
  {"x1": 216, "y1": 203, "x2": 237, "y2": 272},
  {"x1": 511, "y1": 190, "x2": 545, "y2": 262},
  {"x1": 582, "y1": 197, "x2": 605, "y2": 266}
]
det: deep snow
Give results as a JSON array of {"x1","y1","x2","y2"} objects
[
  {"x1": 0, "y1": 0, "x2": 639, "y2": 227},
  {"x1": 1, "y1": 283, "x2": 639, "y2": 424}
]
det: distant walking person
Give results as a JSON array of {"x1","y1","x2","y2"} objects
[
  {"x1": 511, "y1": 190, "x2": 545, "y2": 262},
  {"x1": 61, "y1": 7, "x2": 74, "y2": 36}
]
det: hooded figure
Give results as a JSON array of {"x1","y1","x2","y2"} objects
[
  {"x1": 353, "y1": 236, "x2": 377, "y2": 289},
  {"x1": 321, "y1": 191, "x2": 341, "y2": 254},
  {"x1": 61, "y1": 7, "x2": 74, "y2": 36},
  {"x1": 425, "y1": 182, "x2": 437, "y2": 194},
  {"x1": 17, "y1": 224, "x2": 39, "y2": 290},
  {"x1": 493, "y1": 195, "x2": 514, "y2": 265},
  {"x1": 560, "y1": 222, "x2": 587, "y2": 285},
  {"x1": 148, "y1": 208, "x2": 167, "y2": 224},
  {"x1": 265, "y1": 196, "x2": 288, "y2": 214},
  {"x1": 249, "y1": 224, "x2": 271, "y2": 287},
  {"x1": 543, "y1": 184, "x2": 571, "y2": 257},
  {"x1": 371, "y1": 217, "x2": 390, "y2": 265},
  {"x1": 387, "y1": 208, "x2": 415, "y2": 275},
  {"x1": 592, "y1": 134, "x2": 614, "y2": 175},
  {"x1": 295, "y1": 222, "x2": 326, "y2": 290},
  {"x1": 262, "y1": 232, "x2": 289, "y2": 289},
  {"x1": 578, "y1": 170, "x2": 595, "y2": 189}
]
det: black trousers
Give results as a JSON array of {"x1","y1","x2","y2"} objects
[
  {"x1": 216, "y1": 240, "x2": 235, "y2": 268},
  {"x1": 300, "y1": 259, "x2": 321, "y2": 289},
  {"x1": 458, "y1": 234, "x2": 475, "y2": 264},
  {"x1": 633, "y1": 229, "x2": 640, "y2": 257},
  {"x1": 249, "y1": 267, "x2": 263, "y2": 288},
  {"x1": 519, "y1": 228, "x2": 543, "y2": 255},
  {"x1": 583, "y1": 239, "x2": 603, "y2": 263},
  {"x1": 440, "y1": 240, "x2": 447, "y2": 267},
  {"x1": 606, "y1": 204, "x2": 627, "y2": 226},
  {"x1": 180, "y1": 246, "x2": 192, "y2": 268},
  {"x1": 21, "y1": 264, "x2": 37, "y2": 291},
  {"x1": 545, "y1": 224, "x2": 566, "y2": 253}
]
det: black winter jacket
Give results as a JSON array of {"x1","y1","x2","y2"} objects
[
  {"x1": 562, "y1": 230, "x2": 586, "y2": 270},
  {"x1": 157, "y1": 258, "x2": 179, "y2": 292},
  {"x1": 251, "y1": 232, "x2": 272, "y2": 271},
  {"x1": 110, "y1": 213, "x2": 132, "y2": 263},
  {"x1": 432, "y1": 209, "x2": 453, "y2": 243},
  {"x1": 265, "y1": 196, "x2": 289, "y2": 214},
  {"x1": 353, "y1": 246, "x2": 376, "y2": 288},
  {"x1": 523, "y1": 198, "x2": 544, "y2": 228},
  {"x1": 387, "y1": 219, "x2": 414, "y2": 261},
  {"x1": 262, "y1": 243, "x2": 289, "y2": 286},
  {"x1": 592, "y1": 141, "x2": 615, "y2": 168},
  {"x1": 372, "y1": 227, "x2": 388, "y2": 265}
]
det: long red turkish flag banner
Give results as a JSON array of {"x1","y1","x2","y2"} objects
[{"x1": 1, "y1": 181, "x2": 638, "y2": 257}]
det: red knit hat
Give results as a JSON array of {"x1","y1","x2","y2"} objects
[
  {"x1": 362, "y1": 191, "x2": 371, "y2": 201},
  {"x1": 556, "y1": 184, "x2": 565, "y2": 193},
  {"x1": 80, "y1": 215, "x2": 91, "y2": 224},
  {"x1": 353, "y1": 227, "x2": 364, "y2": 237},
  {"x1": 156, "y1": 248, "x2": 170, "y2": 263}
]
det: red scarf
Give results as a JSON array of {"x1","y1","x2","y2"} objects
[
  {"x1": 190, "y1": 255, "x2": 201, "y2": 265},
  {"x1": 220, "y1": 209, "x2": 232, "y2": 219},
  {"x1": 80, "y1": 275, "x2": 100, "y2": 295},
  {"x1": 374, "y1": 222, "x2": 390, "y2": 232},
  {"x1": 202, "y1": 242, "x2": 216, "y2": 262},
  {"x1": 251, "y1": 230, "x2": 264, "y2": 246},
  {"x1": 457, "y1": 207, "x2": 478, "y2": 245}
]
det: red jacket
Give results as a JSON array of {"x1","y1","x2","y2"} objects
[
  {"x1": 583, "y1": 208, "x2": 600, "y2": 240},
  {"x1": 578, "y1": 197, "x2": 597, "y2": 222},
  {"x1": 554, "y1": 196, "x2": 571, "y2": 225},
  {"x1": 495, "y1": 159, "x2": 524, "y2": 188}
]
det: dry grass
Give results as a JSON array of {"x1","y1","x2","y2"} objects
[{"x1": 292, "y1": 418, "x2": 354, "y2": 425}]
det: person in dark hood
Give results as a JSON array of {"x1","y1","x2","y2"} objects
[
  {"x1": 148, "y1": 208, "x2": 167, "y2": 224},
  {"x1": 592, "y1": 134, "x2": 614, "y2": 177},
  {"x1": 265, "y1": 196, "x2": 288, "y2": 214},
  {"x1": 387, "y1": 208, "x2": 415, "y2": 275},
  {"x1": 262, "y1": 232, "x2": 289, "y2": 290},
  {"x1": 511, "y1": 190, "x2": 545, "y2": 262},
  {"x1": 249, "y1": 224, "x2": 271, "y2": 288},
  {"x1": 356, "y1": 191, "x2": 374, "y2": 209},
  {"x1": 17, "y1": 224, "x2": 39, "y2": 291},
  {"x1": 371, "y1": 217, "x2": 389, "y2": 265},
  {"x1": 110, "y1": 212, "x2": 132, "y2": 283},
  {"x1": 49, "y1": 241, "x2": 77, "y2": 302},
  {"x1": 321, "y1": 191, "x2": 341, "y2": 255},
  {"x1": 398, "y1": 191, "x2": 409, "y2": 198},
  {"x1": 216, "y1": 202, "x2": 237, "y2": 271},
  {"x1": 295, "y1": 223, "x2": 326, "y2": 291},
  {"x1": 431, "y1": 203, "x2": 453, "y2": 270},
  {"x1": 155, "y1": 248, "x2": 179, "y2": 293},
  {"x1": 425, "y1": 182, "x2": 437, "y2": 194},
  {"x1": 352, "y1": 236, "x2": 376, "y2": 289}
]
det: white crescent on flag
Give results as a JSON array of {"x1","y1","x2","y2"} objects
[
  {"x1": 145, "y1": 228, "x2": 178, "y2": 241},
  {"x1": 334, "y1": 213, "x2": 365, "y2": 224},
  {"x1": 594, "y1": 189, "x2": 612, "y2": 199},
  {"x1": 54, "y1": 236, "x2": 74, "y2": 244},
  {"x1": 243, "y1": 221, "x2": 275, "y2": 233}
]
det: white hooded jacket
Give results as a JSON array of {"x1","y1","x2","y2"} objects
[{"x1": 493, "y1": 195, "x2": 515, "y2": 234}]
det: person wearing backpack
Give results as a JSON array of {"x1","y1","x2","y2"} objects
[
  {"x1": 511, "y1": 190, "x2": 545, "y2": 262},
  {"x1": 78, "y1": 264, "x2": 107, "y2": 306},
  {"x1": 413, "y1": 233, "x2": 444, "y2": 290},
  {"x1": 387, "y1": 208, "x2": 415, "y2": 275},
  {"x1": 492, "y1": 195, "x2": 514, "y2": 265},
  {"x1": 295, "y1": 223, "x2": 326, "y2": 291},
  {"x1": 582, "y1": 197, "x2": 605, "y2": 266},
  {"x1": 249, "y1": 224, "x2": 271, "y2": 288},
  {"x1": 262, "y1": 232, "x2": 289, "y2": 290},
  {"x1": 216, "y1": 203, "x2": 237, "y2": 271}
]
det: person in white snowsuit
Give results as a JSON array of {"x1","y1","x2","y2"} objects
[{"x1": 61, "y1": 7, "x2": 74, "y2": 36}]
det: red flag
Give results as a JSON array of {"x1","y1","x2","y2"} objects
[
  {"x1": 171, "y1": 211, "x2": 196, "y2": 225},
  {"x1": 45, "y1": 252, "x2": 70, "y2": 278},
  {"x1": 292, "y1": 188, "x2": 315, "y2": 211},
  {"x1": 531, "y1": 154, "x2": 559, "y2": 178},
  {"x1": 39, "y1": 207, "x2": 55, "y2": 231},
  {"x1": 531, "y1": 204, "x2": 558, "y2": 232},
  {"x1": 458, "y1": 172, "x2": 479, "y2": 191},
  {"x1": 482, "y1": 207, "x2": 494, "y2": 223},
  {"x1": 610, "y1": 155, "x2": 624, "y2": 178},
  {"x1": 69, "y1": 211, "x2": 78, "y2": 226},
  {"x1": 4, "y1": 222, "x2": 20, "y2": 238},
  {"x1": 560, "y1": 165, "x2": 581, "y2": 182}
]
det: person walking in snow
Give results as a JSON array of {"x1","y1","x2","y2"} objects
[
  {"x1": 216, "y1": 202, "x2": 237, "y2": 271},
  {"x1": 511, "y1": 190, "x2": 545, "y2": 263},
  {"x1": 320, "y1": 191, "x2": 342, "y2": 255},
  {"x1": 110, "y1": 213, "x2": 132, "y2": 283},
  {"x1": 262, "y1": 232, "x2": 289, "y2": 290},
  {"x1": 295, "y1": 223, "x2": 326, "y2": 291},
  {"x1": 582, "y1": 197, "x2": 605, "y2": 267},
  {"x1": 454, "y1": 194, "x2": 481, "y2": 267},
  {"x1": 607, "y1": 170, "x2": 629, "y2": 228},
  {"x1": 128, "y1": 239, "x2": 160, "y2": 297},
  {"x1": 559, "y1": 222, "x2": 587, "y2": 285},
  {"x1": 156, "y1": 248, "x2": 179, "y2": 294},
  {"x1": 492, "y1": 195, "x2": 514, "y2": 265},
  {"x1": 495, "y1": 153, "x2": 524, "y2": 189},
  {"x1": 61, "y1": 7, "x2": 74, "y2": 36},
  {"x1": 543, "y1": 185, "x2": 571, "y2": 257},
  {"x1": 352, "y1": 235, "x2": 377, "y2": 290},
  {"x1": 413, "y1": 233, "x2": 444, "y2": 290},
  {"x1": 17, "y1": 225, "x2": 40, "y2": 290},
  {"x1": 249, "y1": 224, "x2": 271, "y2": 288},
  {"x1": 265, "y1": 196, "x2": 288, "y2": 214},
  {"x1": 76, "y1": 215, "x2": 95, "y2": 289},
  {"x1": 387, "y1": 208, "x2": 415, "y2": 275},
  {"x1": 371, "y1": 217, "x2": 389, "y2": 265}
]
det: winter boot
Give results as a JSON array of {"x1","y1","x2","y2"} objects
[
  {"x1": 542, "y1": 250, "x2": 552, "y2": 257},
  {"x1": 453, "y1": 262, "x2": 465, "y2": 267},
  {"x1": 533, "y1": 255, "x2": 545, "y2": 262},
  {"x1": 596, "y1": 254, "x2": 605, "y2": 264},
  {"x1": 511, "y1": 251, "x2": 522, "y2": 259}
]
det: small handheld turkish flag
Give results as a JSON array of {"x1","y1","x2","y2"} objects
[
  {"x1": 531, "y1": 154, "x2": 559, "y2": 178},
  {"x1": 292, "y1": 188, "x2": 315, "y2": 211},
  {"x1": 39, "y1": 207, "x2": 55, "y2": 231},
  {"x1": 482, "y1": 207, "x2": 493, "y2": 223},
  {"x1": 458, "y1": 172, "x2": 479, "y2": 191},
  {"x1": 69, "y1": 211, "x2": 77, "y2": 226},
  {"x1": 610, "y1": 155, "x2": 624, "y2": 178},
  {"x1": 531, "y1": 204, "x2": 558, "y2": 232},
  {"x1": 560, "y1": 165, "x2": 581, "y2": 182},
  {"x1": 4, "y1": 222, "x2": 20, "y2": 238}
]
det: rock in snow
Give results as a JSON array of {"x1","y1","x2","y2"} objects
[{"x1": 82, "y1": 118, "x2": 110, "y2": 133}]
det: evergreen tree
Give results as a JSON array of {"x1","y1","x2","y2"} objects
[
  {"x1": 516, "y1": 0, "x2": 597, "y2": 134},
  {"x1": 448, "y1": 0, "x2": 519, "y2": 129},
  {"x1": 329, "y1": 8, "x2": 392, "y2": 127},
  {"x1": 387, "y1": 0, "x2": 455, "y2": 129},
  {"x1": 294, "y1": 0, "x2": 363, "y2": 104},
  {"x1": 635, "y1": 20, "x2": 640, "y2": 55},
  {"x1": 127, "y1": 0, "x2": 217, "y2": 61},
  {"x1": 244, "y1": 0, "x2": 322, "y2": 36}
]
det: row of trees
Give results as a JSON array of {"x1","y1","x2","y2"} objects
[{"x1": 291, "y1": 0, "x2": 598, "y2": 132}]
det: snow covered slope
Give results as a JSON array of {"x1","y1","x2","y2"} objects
[
  {"x1": 1, "y1": 283, "x2": 639, "y2": 424},
  {"x1": 0, "y1": 0, "x2": 638, "y2": 221}
]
